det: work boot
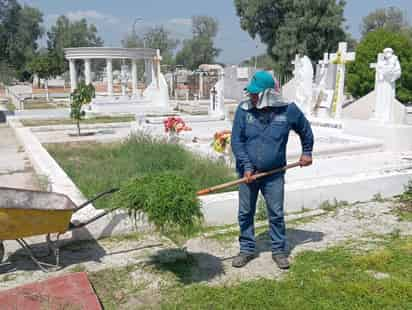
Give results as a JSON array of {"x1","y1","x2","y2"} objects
[
  {"x1": 232, "y1": 253, "x2": 256, "y2": 268},
  {"x1": 272, "y1": 253, "x2": 290, "y2": 269}
]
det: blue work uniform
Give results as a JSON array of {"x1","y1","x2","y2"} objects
[{"x1": 231, "y1": 100, "x2": 314, "y2": 254}]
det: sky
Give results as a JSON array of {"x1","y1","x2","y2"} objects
[{"x1": 21, "y1": 0, "x2": 412, "y2": 64}]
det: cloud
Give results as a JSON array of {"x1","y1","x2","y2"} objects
[
  {"x1": 46, "y1": 10, "x2": 119, "y2": 25},
  {"x1": 168, "y1": 18, "x2": 192, "y2": 26}
]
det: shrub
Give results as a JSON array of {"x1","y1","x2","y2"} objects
[
  {"x1": 398, "y1": 180, "x2": 412, "y2": 204},
  {"x1": 114, "y1": 172, "x2": 203, "y2": 237},
  {"x1": 70, "y1": 82, "x2": 95, "y2": 135}
]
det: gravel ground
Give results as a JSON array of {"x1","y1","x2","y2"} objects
[{"x1": 1, "y1": 200, "x2": 411, "y2": 294}]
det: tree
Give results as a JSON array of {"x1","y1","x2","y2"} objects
[
  {"x1": 192, "y1": 15, "x2": 218, "y2": 38},
  {"x1": 361, "y1": 7, "x2": 409, "y2": 37},
  {"x1": 121, "y1": 32, "x2": 144, "y2": 48},
  {"x1": 347, "y1": 29, "x2": 412, "y2": 103},
  {"x1": 241, "y1": 54, "x2": 277, "y2": 70},
  {"x1": 144, "y1": 26, "x2": 179, "y2": 66},
  {"x1": 234, "y1": 0, "x2": 348, "y2": 76},
  {"x1": 0, "y1": 1, "x2": 43, "y2": 80},
  {"x1": 47, "y1": 16, "x2": 103, "y2": 75},
  {"x1": 70, "y1": 82, "x2": 95, "y2": 136},
  {"x1": 27, "y1": 52, "x2": 59, "y2": 101},
  {"x1": 175, "y1": 16, "x2": 220, "y2": 70}
]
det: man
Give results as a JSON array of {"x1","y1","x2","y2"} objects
[{"x1": 231, "y1": 71, "x2": 314, "y2": 269}]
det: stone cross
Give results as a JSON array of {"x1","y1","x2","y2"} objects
[
  {"x1": 153, "y1": 49, "x2": 162, "y2": 89},
  {"x1": 291, "y1": 54, "x2": 301, "y2": 75},
  {"x1": 211, "y1": 87, "x2": 217, "y2": 110},
  {"x1": 209, "y1": 69, "x2": 225, "y2": 118},
  {"x1": 329, "y1": 42, "x2": 356, "y2": 119},
  {"x1": 318, "y1": 53, "x2": 329, "y2": 77},
  {"x1": 316, "y1": 53, "x2": 330, "y2": 88}
]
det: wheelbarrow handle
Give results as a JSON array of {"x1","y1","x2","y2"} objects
[
  {"x1": 196, "y1": 162, "x2": 301, "y2": 196},
  {"x1": 74, "y1": 188, "x2": 119, "y2": 212},
  {"x1": 69, "y1": 207, "x2": 121, "y2": 230}
]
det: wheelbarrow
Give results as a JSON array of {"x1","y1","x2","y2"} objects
[{"x1": 0, "y1": 186, "x2": 119, "y2": 272}]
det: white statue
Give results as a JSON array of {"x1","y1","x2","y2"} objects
[
  {"x1": 371, "y1": 48, "x2": 402, "y2": 123},
  {"x1": 293, "y1": 55, "x2": 314, "y2": 115}
]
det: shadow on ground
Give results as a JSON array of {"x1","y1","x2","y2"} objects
[
  {"x1": 0, "y1": 237, "x2": 160, "y2": 274},
  {"x1": 147, "y1": 248, "x2": 225, "y2": 285},
  {"x1": 0, "y1": 237, "x2": 106, "y2": 274},
  {"x1": 256, "y1": 228, "x2": 324, "y2": 254}
]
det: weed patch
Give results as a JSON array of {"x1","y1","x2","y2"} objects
[
  {"x1": 395, "y1": 180, "x2": 412, "y2": 221},
  {"x1": 47, "y1": 133, "x2": 235, "y2": 210},
  {"x1": 319, "y1": 199, "x2": 350, "y2": 212}
]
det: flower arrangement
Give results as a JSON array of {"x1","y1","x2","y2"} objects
[
  {"x1": 212, "y1": 130, "x2": 231, "y2": 153},
  {"x1": 163, "y1": 116, "x2": 191, "y2": 134}
]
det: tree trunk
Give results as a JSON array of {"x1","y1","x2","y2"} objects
[
  {"x1": 45, "y1": 79, "x2": 49, "y2": 102},
  {"x1": 77, "y1": 119, "x2": 81, "y2": 136}
]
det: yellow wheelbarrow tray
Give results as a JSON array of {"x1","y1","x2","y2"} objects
[{"x1": 0, "y1": 186, "x2": 119, "y2": 272}]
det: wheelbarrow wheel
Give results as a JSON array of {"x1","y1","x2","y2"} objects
[{"x1": 0, "y1": 241, "x2": 4, "y2": 263}]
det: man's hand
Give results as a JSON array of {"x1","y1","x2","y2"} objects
[
  {"x1": 244, "y1": 171, "x2": 254, "y2": 183},
  {"x1": 299, "y1": 155, "x2": 313, "y2": 167}
]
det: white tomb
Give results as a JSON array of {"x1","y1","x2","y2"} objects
[{"x1": 64, "y1": 47, "x2": 170, "y2": 114}]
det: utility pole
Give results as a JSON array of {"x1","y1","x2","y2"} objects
[
  {"x1": 133, "y1": 18, "x2": 143, "y2": 47},
  {"x1": 254, "y1": 40, "x2": 258, "y2": 70}
]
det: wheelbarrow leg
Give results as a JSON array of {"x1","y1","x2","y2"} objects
[
  {"x1": 0, "y1": 241, "x2": 4, "y2": 263},
  {"x1": 16, "y1": 239, "x2": 60, "y2": 273},
  {"x1": 46, "y1": 233, "x2": 61, "y2": 268}
]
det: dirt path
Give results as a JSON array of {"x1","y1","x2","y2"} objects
[
  {"x1": 1, "y1": 200, "x2": 411, "y2": 299},
  {"x1": 0, "y1": 125, "x2": 40, "y2": 190}
]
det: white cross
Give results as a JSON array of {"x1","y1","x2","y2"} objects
[
  {"x1": 319, "y1": 53, "x2": 329, "y2": 67},
  {"x1": 292, "y1": 54, "x2": 301, "y2": 75}
]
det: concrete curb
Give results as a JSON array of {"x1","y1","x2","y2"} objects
[
  {"x1": 7, "y1": 119, "x2": 141, "y2": 241},
  {"x1": 28, "y1": 122, "x2": 133, "y2": 132}
]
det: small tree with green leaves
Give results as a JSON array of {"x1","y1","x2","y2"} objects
[
  {"x1": 27, "y1": 53, "x2": 57, "y2": 101},
  {"x1": 70, "y1": 82, "x2": 95, "y2": 136}
]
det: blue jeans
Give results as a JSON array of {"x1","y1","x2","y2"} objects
[{"x1": 238, "y1": 174, "x2": 287, "y2": 254}]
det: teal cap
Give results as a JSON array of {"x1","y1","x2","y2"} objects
[{"x1": 245, "y1": 71, "x2": 275, "y2": 94}]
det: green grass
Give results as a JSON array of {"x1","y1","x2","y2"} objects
[
  {"x1": 47, "y1": 134, "x2": 236, "y2": 209},
  {"x1": 23, "y1": 101, "x2": 60, "y2": 109},
  {"x1": 89, "y1": 265, "x2": 145, "y2": 310},
  {"x1": 21, "y1": 115, "x2": 135, "y2": 127},
  {"x1": 395, "y1": 180, "x2": 412, "y2": 221},
  {"x1": 160, "y1": 236, "x2": 412, "y2": 309}
]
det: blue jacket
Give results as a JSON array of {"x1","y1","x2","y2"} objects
[{"x1": 231, "y1": 100, "x2": 314, "y2": 176}]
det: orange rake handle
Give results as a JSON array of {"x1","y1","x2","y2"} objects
[{"x1": 196, "y1": 162, "x2": 301, "y2": 196}]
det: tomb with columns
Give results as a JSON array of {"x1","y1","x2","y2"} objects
[{"x1": 64, "y1": 47, "x2": 170, "y2": 114}]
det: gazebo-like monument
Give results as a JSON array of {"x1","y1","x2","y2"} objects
[{"x1": 64, "y1": 47, "x2": 162, "y2": 96}]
